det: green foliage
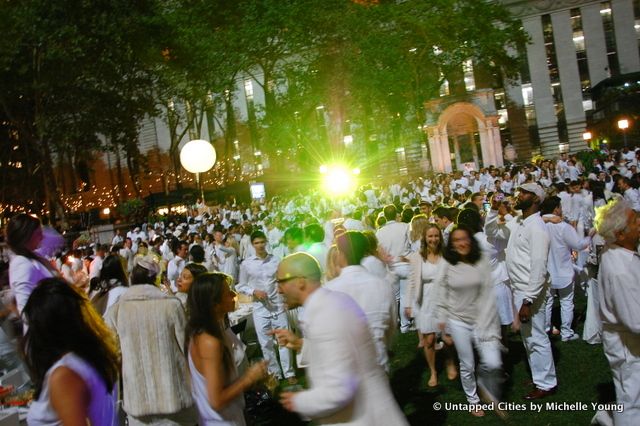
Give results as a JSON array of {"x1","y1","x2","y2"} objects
[{"x1": 116, "y1": 198, "x2": 147, "y2": 222}]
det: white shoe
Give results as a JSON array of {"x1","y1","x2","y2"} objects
[{"x1": 562, "y1": 333, "x2": 580, "y2": 342}]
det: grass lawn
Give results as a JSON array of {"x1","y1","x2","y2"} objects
[{"x1": 251, "y1": 289, "x2": 614, "y2": 425}]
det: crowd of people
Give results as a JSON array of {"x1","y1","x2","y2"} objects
[{"x1": 0, "y1": 146, "x2": 639, "y2": 425}]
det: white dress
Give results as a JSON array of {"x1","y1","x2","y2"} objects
[
  {"x1": 27, "y1": 352, "x2": 115, "y2": 426},
  {"x1": 416, "y1": 260, "x2": 441, "y2": 334},
  {"x1": 189, "y1": 328, "x2": 248, "y2": 425}
]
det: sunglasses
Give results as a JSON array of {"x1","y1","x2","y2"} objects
[{"x1": 275, "y1": 275, "x2": 305, "y2": 285}]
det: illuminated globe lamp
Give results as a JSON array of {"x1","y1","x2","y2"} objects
[{"x1": 180, "y1": 139, "x2": 217, "y2": 202}]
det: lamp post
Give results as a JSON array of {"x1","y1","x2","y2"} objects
[
  {"x1": 617, "y1": 119, "x2": 629, "y2": 149},
  {"x1": 180, "y1": 139, "x2": 217, "y2": 202}
]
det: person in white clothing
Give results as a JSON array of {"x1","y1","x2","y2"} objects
[
  {"x1": 487, "y1": 182, "x2": 558, "y2": 399},
  {"x1": 187, "y1": 272, "x2": 267, "y2": 426},
  {"x1": 460, "y1": 207, "x2": 515, "y2": 347},
  {"x1": 303, "y1": 223, "x2": 329, "y2": 275},
  {"x1": 236, "y1": 231, "x2": 295, "y2": 382},
  {"x1": 111, "y1": 229, "x2": 124, "y2": 247},
  {"x1": 434, "y1": 225, "x2": 503, "y2": 417},
  {"x1": 6, "y1": 213, "x2": 56, "y2": 316},
  {"x1": 619, "y1": 177, "x2": 640, "y2": 212},
  {"x1": 594, "y1": 197, "x2": 640, "y2": 425},
  {"x1": 376, "y1": 205, "x2": 412, "y2": 333},
  {"x1": 404, "y1": 223, "x2": 457, "y2": 388},
  {"x1": 89, "y1": 244, "x2": 106, "y2": 280},
  {"x1": 167, "y1": 241, "x2": 189, "y2": 293},
  {"x1": 433, "y1": 206, "x2": 456, "y2": 246},
  {"x1": 540, "y1": 196, "x2": 593, "y2": 341},
  {"x1": 273, "y1": 253, "x2": 409, "y2": 426},
  {"x1": 325, "y1": 231, "x2": 396, "y2": 372},
  {"x1": 24, "y1": 278, "x2": 119, "y2": 426}
]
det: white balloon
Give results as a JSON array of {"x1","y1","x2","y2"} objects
[{"x1": 180, "y1": 139, "x2": 217, "y2": 173}]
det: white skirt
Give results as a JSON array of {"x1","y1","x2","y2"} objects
[{"x1": 416, "y1": 283, "x2": 439, "y2": 334}]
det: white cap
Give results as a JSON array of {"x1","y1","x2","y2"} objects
[{"x1": 519, "y1": 183, "x2": 546, "y2": 202}]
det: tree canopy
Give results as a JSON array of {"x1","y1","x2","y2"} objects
[{"x1": 0, "y1": 0, "x2": 527, "y2": 222}]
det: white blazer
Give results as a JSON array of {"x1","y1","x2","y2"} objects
[{"x1": 293, "y1": 288, "x2": 408, "y2": 426}]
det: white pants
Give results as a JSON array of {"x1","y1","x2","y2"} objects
[
  {"x1": 583, "y1": 278, "x2": 602, "y2": 344},
  {"x1": 254, "y1": 310, "x2": 295, "y2": 379},
  {"x1": 602, "y1": 329, "x2": 640, "y2": 425},
  {"x1": 494, "y1": 281, "x2": 514, "y2": 326},
  {"x1": 448, "y1": 319, "x2": 503, "y2": 404},
  {"x1": 390, "y1": 263, "x2": 411, "y2": 333},
  {"x1": 513, "y1": 292, "x2": 558, "y2": 391},
  {"x1": 545, "y1": 283, "x2": 575, "y2": 339}
]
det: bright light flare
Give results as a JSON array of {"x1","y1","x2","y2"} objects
[{"x1": 320, "y1": 164, "x2": 359, "y2": 196}]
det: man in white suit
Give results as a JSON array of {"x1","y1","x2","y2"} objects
[
  {"x1": 273, "y1": 253, "x2": 408, "y2": 426},
  {"x1": 594, "y1": 197, "x2": 640, "y2": 425}
]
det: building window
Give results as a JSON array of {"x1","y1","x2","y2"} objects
[
  {"x1": 439, "y1": 72, "x2": 450, "y2": 97},
  {"x1": 634, "y1": 0, "x2": 640, "y2": 57},
  {"x1": 463, "y1": 59, "x2": 476, "y2": 92},
  {"x1": 571, "y1": 8, "x2": 592, "y2": 110},
  {"x1": 244, "y1": 79, "x2": 254, "y2": 101},
  {"x1": 521, "y1": 83, "x2": 534, "y2": 106},
  {"x1": 601, "y1": 1, "x2": 620, "y2": 77}
]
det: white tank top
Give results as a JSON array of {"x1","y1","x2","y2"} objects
[
  {"x1": 27, "y1": 352, "x2": 115, "y2": 426},
  {"x1": 188, "y1": 329, "x2": 247, "y2": 425}
]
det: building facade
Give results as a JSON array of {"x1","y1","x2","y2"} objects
[{"x1": 130, "y1": 0, "x2": 640, "y2": 178}]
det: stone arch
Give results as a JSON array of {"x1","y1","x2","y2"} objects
[{"x1": 427, "y1": 101, "x2": 503, "y2": 172}]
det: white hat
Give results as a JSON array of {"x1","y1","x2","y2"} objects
[
  {"x1": 519, "y1": 183, "x2": 546, "y2": 202},
  {"x1": 136, "y1": 257, "x2": 160, "y2": 277}
]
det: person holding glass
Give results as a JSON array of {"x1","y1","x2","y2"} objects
[{"x1": 187, "y1": 272, "x2": 267, "y2": 425}]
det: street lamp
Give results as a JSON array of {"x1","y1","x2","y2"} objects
[
  {"x1": 583, "y1": 131, "x2": 592, "y2": 148},
  {"x1": 617, "y1": 119, "x2": 629, "y2": 148},
  {"x1": 180, "y1": 139, "x2": 216, "y2": 202}
]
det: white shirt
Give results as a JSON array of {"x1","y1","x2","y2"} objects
[
  {"x1": 343, "y1": 218, "x2": 364, "y2": 231},
  {"x1": 27, "y1": 353, "x2": 115, "y2": 426},
  {"x1": 376, "y1": 221, "x2": 411, "y2": 263},
  {"x1": 543, "y1": 215, "x2": 591, "y2": 288},
  {"x1": 624, "y1": 187, "x2": 640, "y2": 212},
  {"x1": 325, "y1": 266, "x2": 395, "y2": 370},
  {"x1": 236, "y1": 254, "x2": 284, "y2": 313},
  {"x1": 89, "y1": 255, "x2": 103, "y2": 280},
  {"x1": 167, "y1": 255, "x2": 186, "y2": 293},
  {"x1": 304, "y1": 242, "x2": 329, "y2": 274},
  {"x1": 502, "y1": 212, "x2": 550, "y2": 302},
  {"x1": 598, "y1": 245, "x2": 640, "y2": 334},
  {"x1": 361, "y1": 255, "x2": 388, "y2": 279}
]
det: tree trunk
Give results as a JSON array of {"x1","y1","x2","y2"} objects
[
  {"x1": 114, "y1": 143, "x2": 125, "y2": 201},
  {"x1": 40, "y1": 138, "x2": 67, "y2": 228}
]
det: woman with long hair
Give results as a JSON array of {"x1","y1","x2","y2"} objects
[
  {"x1": 434, "y1": 225, "x2": 503, "y2": 417},
  {"x1": 409, "y1": 214, "x2": 430, "y2": 252},
  {"x1": 89, "y1": 254, "x2": 130, "y2": 316},
  {"x1": 405, "y1": 223, "x2": 455, "y2": 388},
  {"x1": 6, "y1": 214, "x2": 57, "y2": 315},
  {"x1": 187, "y1": 273, "x2": 267, "y2": 425},
  {"x1": 23, "y1": 277, "x2": 119, "y2": 425},
  {"x1": 175, "y1": 263, "x2": 208, "y2": 307}
]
